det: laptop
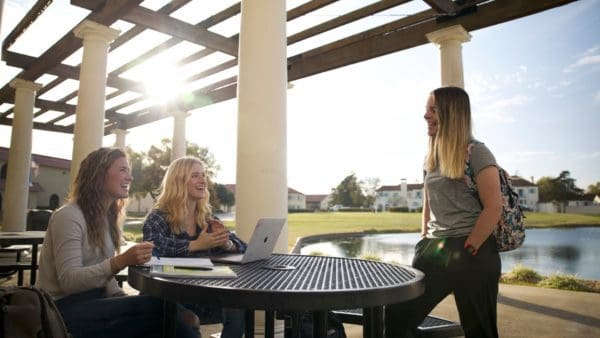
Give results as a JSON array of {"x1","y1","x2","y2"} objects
[{"x1": 209, "y1": 217, "x2": 286, "y2": 264}]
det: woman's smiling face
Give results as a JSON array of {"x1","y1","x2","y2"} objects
[
  {"x1": 424, "y1": 94, "x2": 438, "y2": 136},
  {"x1": 187, "y1": 163, "x2": 207, "y2": 201}
]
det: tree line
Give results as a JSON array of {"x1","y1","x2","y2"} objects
[{"x1": 127, "y1": 138, "x2": 234, "y2": 212}]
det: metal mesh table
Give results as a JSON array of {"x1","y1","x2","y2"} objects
[{"x1": 128, "y1": 254, "x2": 424, "y2": 338}]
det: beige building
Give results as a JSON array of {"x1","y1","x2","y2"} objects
[{"x1": 0, "y1": 147, "x2": 70, "y2": 214}]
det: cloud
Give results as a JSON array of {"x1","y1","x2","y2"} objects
[
  {"x1": 574, "y1": 152, "x2": 600, "y2": 160},
  {"x1": 563, "y1": 45, "x2": 600, "y2": 73},
  {"x1": 546, "y1": 80, "x2": 572, "y2": 92},
  {"x1": 507, "y1": 151, "x2": 558, "y2": 159},
  {"x1": 488, "y1": 95, "x2": 532, "y2": 110}
]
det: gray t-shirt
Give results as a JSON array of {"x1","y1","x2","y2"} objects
[{"x1": 424, "y1": 141, "x2": 497, "y2": 238}]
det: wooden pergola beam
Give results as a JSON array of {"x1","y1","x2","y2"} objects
[
  {"x1": 122, "y1": 6, "x2": 238, "y2": 56},
  {"x1": 288, "y1": 0, "x2": 576, "y2": 81}
]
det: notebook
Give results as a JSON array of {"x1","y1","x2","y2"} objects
[
  {"x1": 150, "y1": 265, "x2": 237, "y2": 279},
  {"x1": 208, "y1": 217, "x2": 285, "y2": 264}
]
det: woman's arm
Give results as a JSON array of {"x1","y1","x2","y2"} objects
[
  {"x1": 51, "y1": 209, "x2": 114, "y2": 295},
  {"x1": 421, "y1": 185, "x2": 430, "y2": 238},
  {"x1": 465, "y1": 165, "x2": 503, "y2": 251}
]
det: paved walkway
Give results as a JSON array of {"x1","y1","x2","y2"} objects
[
  {"x1": 3, "y1": 271, "x2": 598, "y2": 337},
  {"x1": 345, "y1": 283, "x2": 600, "y2": 338}
]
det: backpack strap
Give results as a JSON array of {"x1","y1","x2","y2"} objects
[{"x1": 464, "y1": 140, "x2": 482, "y2": 194}]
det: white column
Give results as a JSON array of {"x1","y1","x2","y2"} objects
[
  {"x1": 236, "y1": 1, "x2": 287, "y2": 336},
  {"x1": 426, "y1": 25, "x2": 471, "y2": 88},
  {"x1": 171, "y1": 110, "x2": 188, "y2": 162},
  {"x1": 4, "y1": 79, "x2": 42, "y2": 231},
  {"x1": 70, "y1": 20, "x2": 120, "y2": 183},
  {"x1": 113, "y1": 128, "x2": 128, "y2": 148}
]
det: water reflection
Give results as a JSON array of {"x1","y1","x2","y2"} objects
[{"x1": 300, "y1": 228, "x2": 600, "y2": 280}]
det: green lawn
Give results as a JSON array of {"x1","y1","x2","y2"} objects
[{"x1": 124, "y1": 211, "x2": 600, "y2": 248}]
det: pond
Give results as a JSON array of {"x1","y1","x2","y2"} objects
[{"x1": 299, "y1": 227, "x2": 600, "y2": 280}]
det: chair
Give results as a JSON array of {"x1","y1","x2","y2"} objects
[
  {"x1": 332, "y1": 308, "x2": 464, "y2": 338},
  {"x1": 0, "y1": 245, "x2": 32, "y2": 285}
]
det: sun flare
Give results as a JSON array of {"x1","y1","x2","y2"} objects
[{"x1": 142, "y1": 64, "x2": 185, "y2": 105}]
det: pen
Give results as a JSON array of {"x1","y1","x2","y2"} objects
[{"x1": 152, "y1": 247, "x2": 160, "y2": 260}]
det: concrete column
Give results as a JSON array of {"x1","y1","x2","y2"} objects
[
  {"x1": 113, "y1": 128, "x2": 128, "y2": 148},
  {"x1": 171, "y1": 110, "x2": 188, "y2": 162},
  {"x1": 426, "y1": 25, "x2": 471, "y2": 88},
  {"x1": 3, "y1": 79, "x2": 42, "y2": 231},
  {"x1": 70, "y1": 20, "x2": 119, "y2": 183},
  {"x1": 236, "y1": 1, "x2": 287, "y2": 336}
]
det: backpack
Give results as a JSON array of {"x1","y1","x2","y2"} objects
[
  {"x1": 464, "y1": 141, "x2": 526, "y2": 252},
  {"x1": 0, "y1": 286, "x2": 72, "y2": 338}
]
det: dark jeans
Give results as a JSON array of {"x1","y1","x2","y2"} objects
[
  {"x1": 385, "y1": 236, "x2": 501, "y2": 338},
  {"x1": 55, "y1": 288, "x2": 199, "y2": 338},
  {"x1": 184, "y1": 303, "x2": 245, "y2": 338}
]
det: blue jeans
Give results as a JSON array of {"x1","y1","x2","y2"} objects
[
  {"x1": 184, "y1": 303, "x2": 245, "y2": 338},
  {"x1": 55, "y1": 288, "x2": 199, "y2": 338}
]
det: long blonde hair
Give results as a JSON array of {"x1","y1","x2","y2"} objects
[
  {"x1": 425, "y1": 86, "x2": 472, "y2": 179},
  {"x1": 68, "y1": 148, "x2": 126, "y2": 251},
  {"x1": 153, "y1": 156, "x2": 211, "y2": 234}
]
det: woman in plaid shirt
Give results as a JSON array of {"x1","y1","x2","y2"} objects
[{"x1": 143, "y1": 156, "x2": 246, "y2": 338}]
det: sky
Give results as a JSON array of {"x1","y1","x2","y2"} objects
[{"x1": 1, "y1": 0, "x2": 599, "y2": 195}]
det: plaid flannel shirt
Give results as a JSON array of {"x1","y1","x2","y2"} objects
[{"x1": 142, "y1": 209, "x2": 247, "y2": 257}]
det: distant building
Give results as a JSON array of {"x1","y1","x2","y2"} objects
[
  {"x1": 0, "y1": 147, "x2": 70, "y2": 213},
  {"x1": 510, "y1": 176, "x2": 539, "y2": 211},
  {"x1": 305, "y1": 194, "x2": 330, "y2": 211},
  {"x1": 375, "y1": 179, "x2": 424, "y2": 211},
  {"x1": 374, "y1": 175, "x2": 539, "y2": 212}
]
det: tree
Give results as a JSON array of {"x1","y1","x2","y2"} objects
[
  {"x1": 330, "y1": 173, "x2": 365, "y2": 207},
  {"x1": 361, "y1": 177, "x2": 380, "y2": 209},
  {"x1": 214, "y1": 184, "x2": 235, "y2": 212},
  {"x1": 587, "y1": 182, "x2": 600, "y2": 195},
  {"x1": 537, "y1": 171, "x2": 583, "y2": 212},
  {"x1": 127, "y1": 138, "x2": 221, "y2": 203}
]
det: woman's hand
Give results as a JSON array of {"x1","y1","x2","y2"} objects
[
  {"x1": 112, "y1": 242, "x2": 154, "y2": 272},
  {"x1": 189, "y1": 225, "x2": 229, "y2": 252}
]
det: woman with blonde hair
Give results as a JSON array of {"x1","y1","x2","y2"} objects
[
  {"x1": 385, "y1": 87, "x2": 502, "y2": 338},
  {"x1": 37, "y1": 147, "x2": 198, "y2": 338},
  {"x1": 143, "y1": 156, "x2": 246, "y2": 338}
]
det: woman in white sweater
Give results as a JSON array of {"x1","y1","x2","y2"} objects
[{"x1": 37, "y1": 147, "x2": 198, "y2": 338}]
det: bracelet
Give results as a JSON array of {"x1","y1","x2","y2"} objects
[{"x1": 224, "y1": 240, "x2": 234, "y2": 251}]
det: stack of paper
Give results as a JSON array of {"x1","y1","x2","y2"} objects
[
  {"x1": 146, "y1": 257, "x2": 214, "y2": 268},
  {"x1": 150, "y1": 265, "x2": 237, "y2": 279}
]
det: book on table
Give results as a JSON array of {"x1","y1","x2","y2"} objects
[
  {"x1": 150, "y1": 265, "x2": 237, "y2": 279},
  {"x1": 145, "y1": 256, "x2": 214, "y2": 268}
]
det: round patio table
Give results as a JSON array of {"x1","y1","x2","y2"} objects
[{"x1": 128, "y1": 253, "x2": 424, "y2": 338}]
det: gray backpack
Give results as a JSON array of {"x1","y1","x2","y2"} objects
[{"x1": 0, "y1": 286, "x2": 71, "y2": 338}]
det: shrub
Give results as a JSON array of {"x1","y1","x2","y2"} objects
[
  {"x1": 389, "y1": 207, "x2": 409, "y2": 212},
  {"x1": 288, "y1": 209, "x2": 312, "y2": 213},
  {"x1": 538, "y1": 274, "x2": 592, "y2": 292},
  {"x1": 502, "y1": 264, "x2": 542, "y2": 284}
]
